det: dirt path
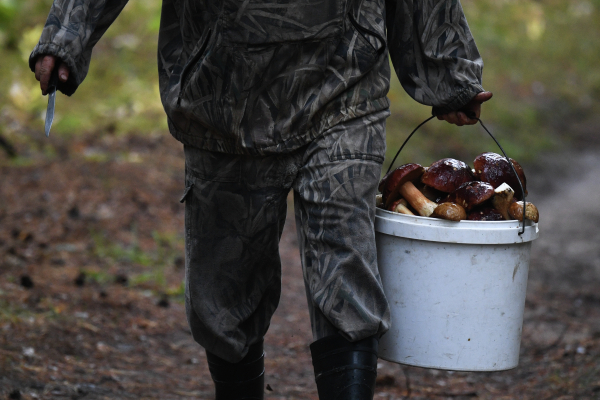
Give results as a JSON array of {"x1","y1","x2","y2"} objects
[
  {"x1": 1, "y1": 137, "x2": 599, "y2": 399},
  {"x1": 527, "y1": 151, "x2": 600, "y2": 295}
]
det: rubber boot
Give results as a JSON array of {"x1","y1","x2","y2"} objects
[
  {"x1": 310, "y1": 333, "x2": 379, "y2": 400},
  {"x1": 205, "y1": 341, "x2": 265, "y2": 400}
]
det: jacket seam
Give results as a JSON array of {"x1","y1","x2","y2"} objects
[{"x1": 170, "y1": 97, "x2": 390, "y2": 154}]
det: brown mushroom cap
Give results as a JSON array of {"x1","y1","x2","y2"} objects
[
  {"x1": 473, "y1": 152, "x2": 528, "y2": 199},
  {"x1": 432, "y1": 202, "x2": 467, "y2": 221},
  {"x1": 467, "y1": 207, "x2": 504, "y2": 221},
  {"x1": 421, "y1": 158, "x2": 475, "y2": 193},
  {"x1": 508, "y1": 201, "x2": 539, "y2": 223},
  {"x1": 381, "y1": 163, "x2": 425, "y2": 209},
  {"x1": 379, "y1": 164, "x2": 422, "y2": 192},
  {"x1": 445, "y1": 181, "x2": 495, "y2": 211}
]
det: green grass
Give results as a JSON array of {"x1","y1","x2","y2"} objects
[
  {"x1": 89, "y1": 229, "x2": 185, "y2": 299},
  {"x1": 2, "y1": 0, "x2": 599, "y2": 168}
]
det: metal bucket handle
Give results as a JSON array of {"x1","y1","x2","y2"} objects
[{"x1": 385, "y1": 112, "x2": 528, "y2": 235}]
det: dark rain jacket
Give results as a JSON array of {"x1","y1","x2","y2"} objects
[{"x1": 30, "y1": 0, "x2": 485, "y2": 155}]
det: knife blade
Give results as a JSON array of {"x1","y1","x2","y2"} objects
[{"x1": 44, "y1": 68, "x2": 59, "y2": 137}]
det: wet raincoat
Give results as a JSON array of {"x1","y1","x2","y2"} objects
[{"x1": 30, "y1": 0, "x2": 484, "y2": 154}]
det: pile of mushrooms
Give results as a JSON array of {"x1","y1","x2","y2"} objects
[{"x1": 377, "y1": 152, "x2": 539, "y2": 223}]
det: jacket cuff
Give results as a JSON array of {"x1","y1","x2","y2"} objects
[
  {"x1": 29, "y1": 43, "x2": 80, "y2": 96},
  {"x1": 431, "y1": 84, "x2": 485, "y2": 116}
]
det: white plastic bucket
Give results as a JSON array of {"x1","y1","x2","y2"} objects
[{"x1": 375, "y1": 208, "x2": 539, "y2": 371}]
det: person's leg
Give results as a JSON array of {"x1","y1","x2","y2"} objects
[
  {"x1": 205, "y1": 340, "x2": 265, "y2": 399},
  {"x1": 182, "y1": 146, "x2": 302, "y2": 397},
  {"x1": 310, "y1": 333, "x2": 379, "y2": 399},
  {"x1": 293, "y1": 110, "x2": 390, "y2": 398}
]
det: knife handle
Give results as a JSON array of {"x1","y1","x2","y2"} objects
[{"x1": 48, "y1": 67, "x2": 59, "y2": 93}]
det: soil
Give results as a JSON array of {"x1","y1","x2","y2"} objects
[{"x1": 1, "y1": 131, "x2": 599, "y2": 400}]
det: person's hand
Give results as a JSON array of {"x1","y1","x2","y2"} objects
[
  {"x1": 34, "y1": 55, "x2": 70, "y2": 95},
  {"x1": 437, "y1": 91, "x2": 493, "y2": 126}
]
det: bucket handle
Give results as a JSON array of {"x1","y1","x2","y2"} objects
[{"x1": 385, "y1": 112, "x2": 528, "y2": 235}]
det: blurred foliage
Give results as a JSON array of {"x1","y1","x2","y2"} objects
[
  {"x1": 1, "y1": 0, "x2": 599, "y2": 168},
  {"x1": 0, "y1": 0, "x2": 165, "y2": 151},
  {"x1": 386, "y1": 0, "x2": 600, "y2": 169}
]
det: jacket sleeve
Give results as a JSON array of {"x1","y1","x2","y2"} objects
[
  {"x1": 386, "y1": 0, "x2": 485, "y2": 115},
  {"x1": 29, "y1": 0, "x2": 130, "y2": 96}
]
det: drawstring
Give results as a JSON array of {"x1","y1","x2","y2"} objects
[{"x1": 386, "y1": 113, "x2": 527, "y2": 235}]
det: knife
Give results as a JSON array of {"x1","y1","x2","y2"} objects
[{"x1": 44, "y1": 68, "x2": 59, "y2": 137}]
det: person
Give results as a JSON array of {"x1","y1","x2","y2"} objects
[{"x1": 31, "y1": 0, "x2": 492, "y2": 398}]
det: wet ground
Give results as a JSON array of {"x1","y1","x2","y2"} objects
[{"x1": 1, "y1": 133, "x2": 599, "y2": 399}]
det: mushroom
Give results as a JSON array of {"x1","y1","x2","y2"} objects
[
  {"x1": 444, "y1": 181, "x2": 495, "y2": 211},
  {"x1": 380, "y1": 163, "x2": 438, "y2": 217},
  {"x1": 491, "y1": 182, "x2": 515, "y2": 220},
  {"x1": 399, "y1": 180, "x2": 439, "y2": 217},
  {"x1": 415, "y1": 181, "x2": 446, "y2": 203},
  {"x1": 421, "y1": 158, "x2": 475, "y2": 193},
  {"x1": 473, "y1": 152, "x2": 527, "y2": 200},
  {"x1": 389, "y1": 198, "x2": 415, "y2": 215},
  {"x1": 508, "y1": 201, "x2": 539, "y2": 223},
  {"x1": 467, "y1": 207, "x2": 504, "y2": 221},
  {"x1": 380, "y1": 163, "x2": 425, "y2": 208},
  {"x1": 376, "y1": 194, "x2": 383, "y2": 208},
  {"x1": 432, "y1": 202, "x2": 467, "y2": 221}
]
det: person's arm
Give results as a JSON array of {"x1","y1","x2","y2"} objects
[
  {"x1": 30, "y1": 0, "x2": 130, "y2": 95},
  {"x1": 386, "y1": 0, "x2": 491, "y2": 125}
]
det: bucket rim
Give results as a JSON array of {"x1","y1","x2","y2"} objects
[{"x1": 375, "y1": 208, "x2": 539, "y2": 244}]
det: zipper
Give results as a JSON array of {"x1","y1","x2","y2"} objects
[{"x1": 177, "y1": 28, "x2": 213, "y2": 105}]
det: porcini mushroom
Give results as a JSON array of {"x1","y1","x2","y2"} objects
[
  {"x1": 415, "y1": 181, "x2": 446, "y2": 203},
  {"x1": 444, "y1": 181, "x2": 495, "y2": 211},
  {"x1": 389, "y1": 198, "x2": 415, "y2": 215},
  {"x1": 508, "y1": 201, "x2": 539, "y2": 223},
  {"x1": 491, "y1": 182, "x2": 515, "y2": 220},
  {"x1": 381, "y1": 163, "x2": 425, "y2": 208},
  {"x1": 376, "y1": 194, "x2": 383, "y2": 208},
  {"x1": 398, "y1": 180, "x2": 438, "y2": 217},
  {"x1": 473, "y1": 152, "x2": 527, "y2": 200},
  {"x1": 432, "y1": 202, "x2": 467, "y2": 221},
  {"x1": 381, "y1": 163, "x2": 438, "y2": 217},
  {"x1": 421, "y1": 158, "x2": 475, "y2": 193}
]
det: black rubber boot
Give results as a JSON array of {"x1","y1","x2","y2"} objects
[
  {"x1": 310, "y1": 333, "x2": 379, "y2": 400},
  {"x1": 205, "y1": 341, "x2": 265, "y2": 400}
]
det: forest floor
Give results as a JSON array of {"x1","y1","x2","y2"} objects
[{"x1": 1, "y1": 128, "x2": 600, "y2": 399}]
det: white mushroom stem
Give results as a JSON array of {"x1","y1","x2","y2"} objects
[
  {"x1": 391, "y1": 198, "x2": 415, "y2": 215},
  {"x1": 491, "y1": 182, "x2": 515, "y2": 220},
  {"x1": 398, "y1": 181, "x2": 438, "y2": 217}
]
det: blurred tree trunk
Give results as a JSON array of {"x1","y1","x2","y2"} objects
[{"x1": 0, "y1": 134, "x2": 17, "y2": 158}]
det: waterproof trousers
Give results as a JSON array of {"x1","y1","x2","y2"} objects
[{"x1": 181, "y1": 110, "x2": 391, "y2": 363}]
